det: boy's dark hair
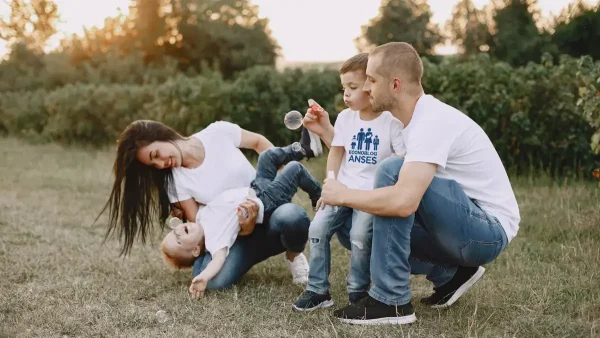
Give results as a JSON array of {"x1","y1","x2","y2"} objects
[{"x1": 339, "y1": 53, "x2": 369, "y2": 75}]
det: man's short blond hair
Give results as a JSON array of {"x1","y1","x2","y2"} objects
[{"x1": 370, "y1": 42, "x2": 423, "y2": 85}]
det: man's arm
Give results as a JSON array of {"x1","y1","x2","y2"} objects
[
  {"x1": 239, "y1": 129, "x2": 274, "y2": 154},
  {"x1": 189, "y1": 248, "x2": 227, "y2": 299},
  {"x1": 324, "y1": 161, "x2": 437, "y2": 217}
]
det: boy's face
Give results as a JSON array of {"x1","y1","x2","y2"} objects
[
  {"x1": 341, "y1": 70, "x2": 371, "y2": 112},
  {"x1": 163, "y1": 222, "x2": 204, "y2": 260}
]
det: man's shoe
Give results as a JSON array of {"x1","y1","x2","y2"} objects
[
  {"x1": 292, "y1": 291, "x2": 334, "y2": 312},
  {"x1": 298, "y1": 126, "x2": 322, "y2": 159},
  {"x1": 348, "y1": 291, "x2": 369, "y2": 305},
  {"x1": 333, "y1": 295, "x2": 417, "y2": 325},
  {"x1": 420, "y1": 266, "x2": 485, "y2": 308}
]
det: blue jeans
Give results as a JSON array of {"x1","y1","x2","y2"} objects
[
  {"x1": 306, "y1": 206, "x2": 373, "y2": 294},
  {"x1": 369, "y1": 156, "x2": 509, "y2": 306},
  {"x1": 251, "y1": 146, "x2": 322, "y2": 213},
  {"x1": 192, "y1": 202, "x2": 310, "y2": 289}
]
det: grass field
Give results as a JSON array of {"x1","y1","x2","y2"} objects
[{"x1": 1, "y1": 137, "x2": 599, "y2": 338}]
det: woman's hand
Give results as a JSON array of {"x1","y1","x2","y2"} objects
[{"x1": 238, "y1": 199, "x2": 259, "y2": 236}]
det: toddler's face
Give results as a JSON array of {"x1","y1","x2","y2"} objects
[
  {"x1": 341, "y1": 70, "x2": 371, "y2": 112},
  {"x1": 163, "y1": 222, "x2": 204, "y2": 258}
]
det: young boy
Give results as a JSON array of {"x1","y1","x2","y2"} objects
[
  {"x1": 160, "y1": 141, "x2": 323, "y2": 298},
  {"x1": 292, "y1": 53, "x2": 405, "y2": 311}
]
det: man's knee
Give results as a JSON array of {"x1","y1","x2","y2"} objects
[{"x1": 374, "y1": 156, "x2": 404, "y2": 188}]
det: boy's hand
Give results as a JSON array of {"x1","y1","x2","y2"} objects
[
  {"x1": 303, "y1": 99, "x2": 332, "y2": 137},
  {"x1": 315, "y1": 197, "x2": 328, "y2": 210},
  {"x1": 189, "y1": 275, "x2": 208, "y2": 299}
]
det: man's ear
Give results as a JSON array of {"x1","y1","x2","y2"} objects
[{"x1": 392, "y1": 77, "x2": 402, "y2": 92}]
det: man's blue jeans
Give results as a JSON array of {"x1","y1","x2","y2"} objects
[{"x1": 367, "y1": 156, "x2": 509, "y2": 306}]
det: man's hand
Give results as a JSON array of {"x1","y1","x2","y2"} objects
[
  {"x1": 321, "y1": 177, "x2": 349, "y2": 206},
  {"x1": 189, "y1": 275, "x2": 208, "y2": 299},
  {"x1": 303, "y1": 99, "x2": 332, "y2": 137},
  {"x1": 238, "y1": 199, "x2": 258, "y2": 235}
]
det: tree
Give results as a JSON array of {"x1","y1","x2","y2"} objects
[
  {"x1": 488, "y1": 0, "x2": 555, "y2": 66},
  {"x1": 446, "y1": 0, "x2": 491, "y2": 55},
  {"x1": 356, "y1": 0, "x2": 443, "y2": 56},
  {"x1": 551, "y1": 0, "x2": 600, "y2": 60},
  {"x1": 0, "y1": 0, "x2": 59, "y2": 53},
  {"x1": 128, "y1": 0, "x2": 279, "y2": 77}
]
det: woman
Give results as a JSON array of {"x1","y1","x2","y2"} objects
[{"x1": 98, "y1": 119, "x2": 323, "y2": 288}]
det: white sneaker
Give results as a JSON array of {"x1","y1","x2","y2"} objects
[{"x1": 287, "y1": 253, "x2": 309, "y2": 285}]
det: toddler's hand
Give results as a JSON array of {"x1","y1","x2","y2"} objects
[{"x1": 189, "y1": 276, "x2": 208, "y2": 299}]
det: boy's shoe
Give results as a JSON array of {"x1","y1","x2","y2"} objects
[
  {"x1": 334, "y1": 295, "x2": 417, "y2": 325},
  {"x1": 348, "y1": 291, "x2": 369, "y2": 305},
  {"x1": 420, "y1": 266, "x2": 485, "y2": 308},
  {"x1": 287, "y1": 253, "x2": 309, "y2": 285},
  {"x1": 299, "y1": 126, "x2": 322, "y2": 159},
  {"x1": 292, "y1": 291, "x2": 334, "y2": 312}
]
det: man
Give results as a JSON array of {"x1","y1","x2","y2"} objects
[{"x1": 306, "y1": 42, "x2": 520, "y2": 325}]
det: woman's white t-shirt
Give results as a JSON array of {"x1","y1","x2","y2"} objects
[{"x1": 167, "y1": 121, "x2": 257, "y2": 205}]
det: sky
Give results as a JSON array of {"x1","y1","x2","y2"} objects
[{"x1": 0, "y1": 0, "x2": 596, "y2": 62}]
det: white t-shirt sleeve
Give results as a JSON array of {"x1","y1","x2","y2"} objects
[
  {"x1": 167, "y1": 174, "x2": 192, "y2": 203},
  {"x1": 390, "y1": 119, "x2": 406, "y2": 157},
  {"x1": 331, "y1": 110, "x2": 349, "y2": 147},
  {"x1": 404, "y1": 120, "x2": 458, "y2": 168},
  {"x1": 207, "y1": 121, "x2": 242, "y2": 147},
  {"x1": 202, "y1": 212, "x2": 239, "y2": 257}
]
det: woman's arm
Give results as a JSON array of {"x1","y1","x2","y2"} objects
[
  {"x1": 175, "y1": 198, "x2": 200, "y2": 223},
  {"x1": 239, "y1": 129, "x2": 274, "y2": 154},
  {"x1": 189, "y1": 248, "x2": 227, "y2": 299}
]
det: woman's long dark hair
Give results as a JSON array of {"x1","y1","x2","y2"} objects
[{"x1": 96, "y1": 120, "x2": 185, "y2": 256}]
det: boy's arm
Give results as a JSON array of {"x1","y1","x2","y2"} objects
[
  {"x1": 326, "y1": 146, "x2": 345, "y2": 177},
  {"x1": 189, "y1": 248, "x2": 227, "y2": 299}
]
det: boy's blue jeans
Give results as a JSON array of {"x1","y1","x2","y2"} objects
[
  {"x1": 306, "y1": 204, "x2": 373, "y2": 295},
  {"x1": 367, "y1": 156, "x2": 509, "y2": 306}
]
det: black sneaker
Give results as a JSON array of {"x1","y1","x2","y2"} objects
[
  {"x1": 299, "y1": 126, "x2": 322, "y2": 159},
  {"x1": 420, "y1": 266, "x2": 485, "y2": 308},
  {"x1": 292, "y1": 290, "x2": 334, "y2": 312},
  {"x1": 348, "y1": 291, "x2": 369, "y2": 305},
  {"x1": 334, "y1": 295, "x2": 416, "y2": 325}
]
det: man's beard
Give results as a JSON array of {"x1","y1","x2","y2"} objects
[{"x1": 371, "y1": 91, "x2": 396, "y2": 113}]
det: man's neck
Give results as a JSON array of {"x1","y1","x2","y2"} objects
[{"x1": 391, "y1": 92, "x2": 424, "y2": 127}]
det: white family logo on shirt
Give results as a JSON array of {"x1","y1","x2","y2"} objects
[{"x1": 348, "y1": 127, "x2": 379, "y2": 165}]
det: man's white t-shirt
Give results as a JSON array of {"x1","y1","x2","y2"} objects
[
  {"x1": 167, "y1": 121, "x2": 257, "y2": 205},
  {"x1": 402, "y1": 94, "x2": 521, "y2": 242},
  {"x1": 332, "y1": 109, "x2": 405, "y2": 190},
  {"x1": 196, "y1": 187, "x2": 263, "y2": 256}
]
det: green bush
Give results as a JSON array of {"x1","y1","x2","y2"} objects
[
  {"x1": 0, "y1": 55, "x2": 598, "y2": 176},
  {"x1": 423, "y1": 54, "x2": 598, "y2": 176}
]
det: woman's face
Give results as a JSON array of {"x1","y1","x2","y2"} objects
[{"x1": 136, "y1": 141, "x2": 181, "y2": 169}]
